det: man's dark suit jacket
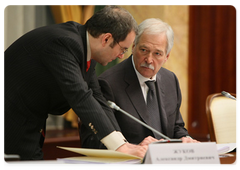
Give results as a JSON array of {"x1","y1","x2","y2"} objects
[
  {"x1": 5, "y1": 21, "x2": 120, "y2": 160},
  {"x1": 98, "y1": 56, "x2": 189, "y2": 144}
]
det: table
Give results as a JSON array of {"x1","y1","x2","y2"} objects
[
  {"x1": 6, "y1": 129, "x2": 237, "y2": 164},
  {"x1": 2, "y1": 152, "x2": 237, "y2": 166},
  {"x1": 219, "y1": 152, "x2": 236, "y2": 164},
  {"x1": 42, "y1": 129, "x2": 81, "y2": 160}
]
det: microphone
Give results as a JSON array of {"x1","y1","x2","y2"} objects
[
  {"x1": 221, "y1": 91, "x2": 236, "y2": 100},
  {"x1": 107, "y1": 101, "x2": 182, "y2": 143}
]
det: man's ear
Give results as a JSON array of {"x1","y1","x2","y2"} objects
[
  {"x1": 131, "y1": 43, "x2": 135, "y2": 53},
  {"x1": 102, "y1": 33, "x2": 113, "y2": 47},
  {"x1": 132, "y1": 43, "x2": 135, "y2": 49},
  {"x1": 164, "y1": 52, "x2": 170, "y2": 63}
]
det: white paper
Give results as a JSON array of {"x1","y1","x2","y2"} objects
[
  {"x1": 216, "y1": 143, "x2": 236, "y2": 154},
  {"x1": 57, "y1": 157, "x2": 142, "y2": 164}
]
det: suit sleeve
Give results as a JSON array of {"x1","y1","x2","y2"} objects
[
  {"x1": 98, "y1": 77, "x2": 116, "y2": 103},
  {"x1": 88, "y1": 70, "x2": 121, "y2": 131},
  {"x1": 173, "y1": 73, "x2": 190, "y2": 138},
  {"x1": 40, "y1": 37, "x2": 116, "y2": 141},
  {"x1": 79, "y1": 69, "x2": 123, "y2": 149}
]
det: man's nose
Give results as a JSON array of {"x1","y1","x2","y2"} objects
[
  {"x1": 117, "y1": 53, "x2": 124, "y2": 59},
  {"x1": 145, "y1": 53, "x2": 153, "y2": 63}
]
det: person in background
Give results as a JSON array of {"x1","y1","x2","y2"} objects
[
  {"x1": 80, "y1": 18, "x2": 199, "y2": 149},
  {"x1": 4, "y1": 6, "x2": 148, "y2": 160}
]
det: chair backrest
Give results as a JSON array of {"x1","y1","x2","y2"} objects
[{"x1": 206, "y1": 93, "x2": 236, "y2": 144}]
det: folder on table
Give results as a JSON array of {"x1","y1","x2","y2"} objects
[{"x1": 57, "y1": 146, "x2": 142, "y2": 164}]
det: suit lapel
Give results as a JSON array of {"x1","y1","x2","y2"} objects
[
  {"x1": 124, "y1": 56, "x2": 151, "y2": 125},
  {"x1": 123, "y1": 56, "x2": 169, "y2": 137},
  {"x1": 156, "y1": 72, "x2": 168, "y2": 136}
]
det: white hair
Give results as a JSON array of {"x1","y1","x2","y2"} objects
[{"x1": 134, "y1": 18, "x2": 174, "y2": 55}]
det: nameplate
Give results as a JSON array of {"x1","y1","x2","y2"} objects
[{"x1": 143, "y1": 142, "x2": 220, "y2": 164}]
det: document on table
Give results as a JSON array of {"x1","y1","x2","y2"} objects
[
  {"x1": 57, "y1": 146, "x2": 142, "y2": 164},
  {"x1": 216, "y1": 143, "x2": 236, "y2": 155}
]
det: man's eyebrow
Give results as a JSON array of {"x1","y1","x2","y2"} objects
[
  {"x1": 139, "y1": 45, "x2": 148, "y2": 48},
  {"x1": 139, "y1": 45, "x2": 164, "y2": 53},
  {"x1": 156, "y1": 49, "x2": 164, "y2": 53}
]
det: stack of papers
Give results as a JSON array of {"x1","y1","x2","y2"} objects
[{"x1": 57, "y1": 146, "x2": 142, "y2": 164}]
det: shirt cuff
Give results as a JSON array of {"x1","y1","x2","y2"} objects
[{"x1": 100, "y1": 131, "x2": 127, "y2": 150}]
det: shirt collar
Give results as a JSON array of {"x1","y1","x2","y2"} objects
[
  {"x1": 86, "y1": 31, "x2": 91, "y2": 61},
  {"x1": 131, "y1": 55, "x2": 156, "y2": 86}
]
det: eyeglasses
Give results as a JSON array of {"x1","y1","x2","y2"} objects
[{"x1": 117, "y1": 42, "x2": 128, "y2": 55}]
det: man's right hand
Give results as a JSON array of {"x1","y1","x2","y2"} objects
[
  {"x1": 138, "y1": 136, "x2": 160, "y2": 146},
  {"x1": 116, "y1": 142, "x2": 148, "y2": 158}
]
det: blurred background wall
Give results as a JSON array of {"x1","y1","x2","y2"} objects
[{"x1": 4, "y1": 5, "x2": 236, "y2": 140}]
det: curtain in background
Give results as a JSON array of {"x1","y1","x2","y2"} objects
[
  {"x1": 187, "y1": 6, "x2": 236, "y2": 139},
  {"x1": 4, "y1": 6, "x2": 54, "y2": 50},
  {"x1": 51, "y1": 5, "x2": 94, "y2": 24},
  {"x1": 50, "y1": 5, "x2": 119, "y2": 128}
]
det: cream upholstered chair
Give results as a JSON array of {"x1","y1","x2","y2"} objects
[{"x1": 206, "y1": 93, "x2": 236, "y2": 144}]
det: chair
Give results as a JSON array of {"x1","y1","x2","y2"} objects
[{"x1": 206, "y1": 93, "x2": 236, "y2": 144}]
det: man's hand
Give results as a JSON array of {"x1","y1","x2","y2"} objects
[
  {"x1": 181, "y1": 137, "x2": 200, "y2": 143},
  {"x1": 116, "y1": 142, "x2": 148, "y2": 158},
  {"x1": 138, "y1": 136, "x2": 160, "y2": 146}
]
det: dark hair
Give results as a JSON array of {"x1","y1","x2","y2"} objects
[{"x1": 85, "y1": 6, "x2": 138, "y2": 45}]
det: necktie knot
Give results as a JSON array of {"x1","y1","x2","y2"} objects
[{"x1": 145, "y1": 81, "x2": 156, "y2": 91}]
